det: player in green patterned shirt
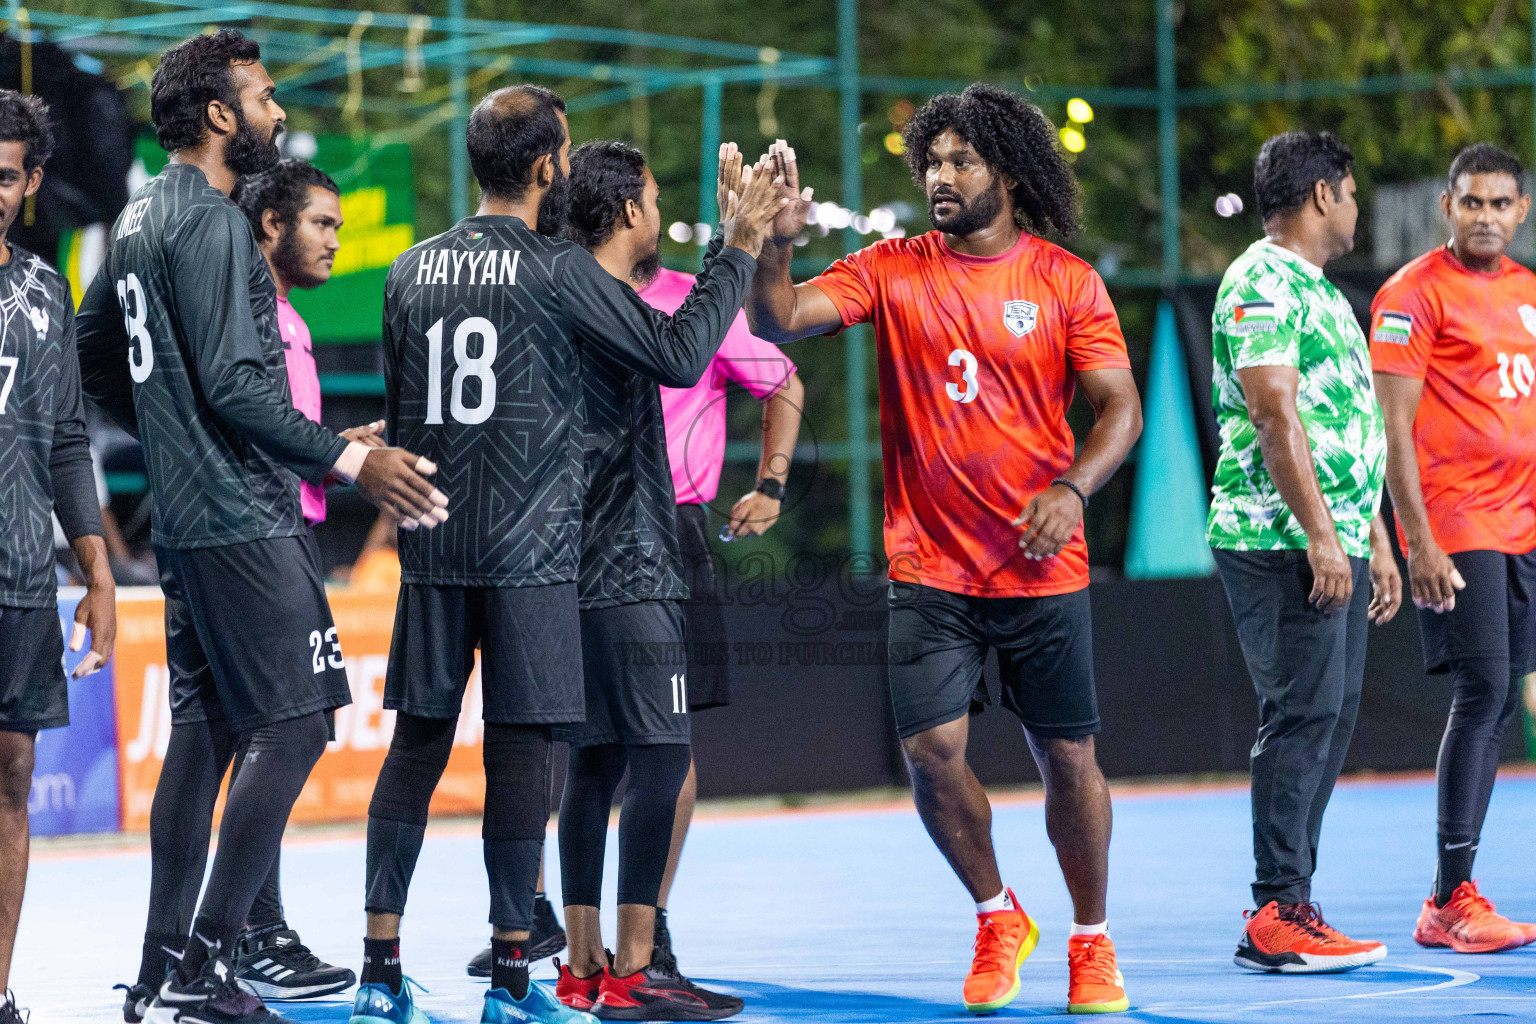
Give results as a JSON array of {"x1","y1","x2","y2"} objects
[{"x1": 1208, "y1": 131, "x2": 1403, "y2": 975}]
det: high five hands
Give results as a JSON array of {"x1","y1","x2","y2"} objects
[{"x1": 716, "y1": 141, "x2": 815, "y2": 257}]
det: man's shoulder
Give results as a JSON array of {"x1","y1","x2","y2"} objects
[
  {"x1": 8, "y1": 245, "x2": 67, "y2": 296},
  {"x1": 846, "y1": 232, "x2": 938, "y2": 270}
]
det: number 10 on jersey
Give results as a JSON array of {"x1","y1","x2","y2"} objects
[{"x1": 424, "y1": 316, "x2": 498, "y2": 425}]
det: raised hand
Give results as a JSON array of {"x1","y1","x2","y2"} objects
[
  {"x1": 767, "y1": 139, "x2": 813, "y2": 245},
  {"x1": 716, "y1": 142, "x2": 743, "y2": 223},
  {"x1": 723, "y1": 154, "x2": 791, "y2": 259}
]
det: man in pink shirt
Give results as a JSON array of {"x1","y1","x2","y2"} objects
[
  {"x1": 222, "y1": 157, "x2": 375, "y2": 1001},
  {"x1": 649, "y1": 150, "x2": 805, "y2": 973}
]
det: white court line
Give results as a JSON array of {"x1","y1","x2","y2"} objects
[{"x1": 1136, "y1": 964, "x2": 1479, "y2": 1013}]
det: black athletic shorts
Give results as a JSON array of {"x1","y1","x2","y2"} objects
[
  {"x1": 886, "y1": 580, "x2": 1099, "y2": 740},
  {"x1": 0, "y1": 604, "x2": 67, "y2": 732},
  {"x1": 157, "y1": 532, "x2": 352, "y2": 734},
  {"x1": 675, "y1": 503, "x2": 731, "y2": 711},
  {"x1": 1418, "y1": 548, "x2": 1536, "y2": 675},
  {"x1": 385, "y1": 581, "x2": 583, "y2": 724},
  {"x1": 557, "y1": 600, "x2": 691, "y2": 748}
]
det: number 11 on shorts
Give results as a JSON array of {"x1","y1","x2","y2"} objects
[{"x1": 670, "y1": 672, "x2": 688, "y2": 714}]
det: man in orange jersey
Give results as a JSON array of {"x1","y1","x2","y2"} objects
[
  {"x1": 746, "y1": 84, "x2": 1142, "y2": 1015},
  {"x1": 1371, "y1": 142, "x2": 1536, "y2": 954}
]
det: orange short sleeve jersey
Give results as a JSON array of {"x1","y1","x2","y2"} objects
[
  {"x1": 1370, "y1": 246, "x2": 1536, "y2": 556},
  {"x1": 809, "y1": 230, "x2": 1131, "y2": 598}
]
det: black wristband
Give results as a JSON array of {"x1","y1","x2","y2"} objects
[
  {"x1": 755, "y1": 478, "x2": 786, "y2": 501},
  {"x1": 1051, "y1": 477, "x2": 1088, "y2": 510}
]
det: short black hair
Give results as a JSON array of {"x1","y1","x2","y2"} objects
[
  {"x1": 901, "y1": 82, "x2": 1080, "y2": 236},
  {"x1": 1448, "y1": 143, "x2": 1525, "y2": 195},
  {"x1": 231, "y1": 158, "x2": 340, "y2": 242},
  {"x1": 467, "y1": 84, "x2": 567, "y2": 202},
  {"x1": 151, "y1": 29, "x2": 262, "y2": 153},
  {"x1": 1253, "y1": 131, "x2": 1354, "y2": 222},
  {"x1": 564, "y1": 140, "x2": 647, "y2": 250},
  {"x1": 0, "y1": 91, "x2": 53, "y2": 172}
]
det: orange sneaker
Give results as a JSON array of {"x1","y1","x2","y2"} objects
[
  {"x1": 1234, "y1": 901, "x2": 1386, "y2": 973},
  {"x1": 1413, "y1": 881, "x2": 1527, "y2": 954},
  {"x1": 1066, "y1": 933, "x2": 1128, "y2": 1015},
  {"x1": 962, "y1": 889, "x2": 1039, "y2": 1014}
]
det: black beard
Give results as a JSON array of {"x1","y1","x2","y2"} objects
[
  {"x1": 928, "y1": 179, "x2": 1006, "y2": 237},
  {"x1": 226, "y1": 109, "x2": 282, "y2": 176},
  {"x1": 630, "y1": 244, "x2": 661, "y2": 289},
  {"x1": 536, "y1": 165, "x2": 572, "y2": 237},
  {"x1": 270, "y1": 225, "x2": 327, "y2": 291}
]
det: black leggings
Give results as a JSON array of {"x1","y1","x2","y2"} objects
[
  {"x1": 1435, "y1": 656, "x2": 1524, "y2": 899},
  {"x1": 558, "y1": 743, "x2": 691, "y2": 908}
]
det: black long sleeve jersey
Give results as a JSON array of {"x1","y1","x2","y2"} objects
[
  {"x1": 76, "y1": 163, "x2": 346, "y2": 551},
  {"x1": 0, "y1": 248, "x2": 103, "y2": 607},
  {"x1": 381, "y1": 214, "x2": 754, "y2": 589}
]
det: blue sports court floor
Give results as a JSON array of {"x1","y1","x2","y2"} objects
[{"x1": 18, "y1": 773, "x2": 1536, "y2": 1023}]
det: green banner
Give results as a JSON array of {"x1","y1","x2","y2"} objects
[{"x1": 62, "y1": 136, "x2": 413, "y2": 346}]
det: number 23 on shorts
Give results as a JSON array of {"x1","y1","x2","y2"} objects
[{"x1": 309, "y1": 626, "x2": 344, "y2": 674}]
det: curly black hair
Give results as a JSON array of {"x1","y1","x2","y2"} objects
[
  {"x1": 232, "y1": 158, "x2": 340, "y2": 242},
  {"x1": 901, "y1": 82, "x2": 1080, "y2": 237},
  {"x1": 0, "y1": 90, "x2": 53, "y2": 172},
  {"x1": 151, "y1": 29, "x2": 262, "y2": 153},
  {"x1": 1253, "y1": 131, "x2": 1354, "y2": 222},
  {"x1": 1448, "y1": 142, "x2": 1524, "y2": 194},
  {"x1": 564, "y1": 140, "x2": 647, "y2": 250}
]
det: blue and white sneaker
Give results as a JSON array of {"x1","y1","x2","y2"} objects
[
  {"x1": 483, "y1": 981, "x2": 597, "y2": 1024},
  {"x1": 350, "y1": 977, "x2": 429, "y2": 1024}
]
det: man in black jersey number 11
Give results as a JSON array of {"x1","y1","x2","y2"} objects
[
  {"x1": 0, "y1": 91, "x2": 116, "y2": 1024},
  {"x1": 73, "y1": 31, "x2": 450, "y2": 1024},
  {"x1": 354, "y1": 84, "x2": 785, "y2": 1024}
]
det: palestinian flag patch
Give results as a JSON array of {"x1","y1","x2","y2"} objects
[
  {"x1": 1231, "y1": 300, "x2": 1277, "y2": 335},
  {"x1": 1373, "y1": 310, "x2": 1412, "y2": 345}
]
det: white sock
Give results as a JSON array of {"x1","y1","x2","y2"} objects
[
  {"x1": 975, "y1": 889, "x2": 1014, "y2": 915},
  {"x1": 1070, "y1": 921, "x2": 1108, "y2": 937}
]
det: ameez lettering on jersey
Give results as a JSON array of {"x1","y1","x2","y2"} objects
[
  {"x1": 1373, "y1": 310, "x2": 1413, "y2": 345},
  {"x1": 1231, "y1": 299, "x2": 1278, "y2": 335},
  {"x1": 415, "y1": 248, "x2": 521, "y2": 287}
]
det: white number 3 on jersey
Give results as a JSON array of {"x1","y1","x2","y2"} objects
[{"x1": 946, "y1": 348, "x2": 979, "y2": 404}]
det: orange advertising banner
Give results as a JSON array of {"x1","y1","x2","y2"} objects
[{"x1": 112, "y1": 586, "x2": 486, "y2": 832}]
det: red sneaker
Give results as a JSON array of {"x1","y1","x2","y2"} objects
[
  {"x1": 592, "y1": 963, "x2": 742, "y2": 1020},
  {"x1": 1413, "y1": 881, "x2": 1527, "y2": 954},
  {"x1": 962, "y1": 889, "x2": 1040, "y2": 1014},
  {"x1": 554, "y1": 958, "x2": 601, "y2": 1010},
  {"x1": 1234, "y1": 902, "x2": 1386, "y2": 973},
  {"x1": 1066, "y1": 933, "x2": 1128, "y2": 1014}
]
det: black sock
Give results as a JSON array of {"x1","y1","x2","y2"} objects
[
  {"x1": 1435, "y1": 834, "x2": 1478, "y2": 907},
  {"x1": 138, "y1": 932, "x2": 185, "y2": 989},
  {"x1": 654, "y1": 907, "x2": 669, "y2": 938},
  {"x1": 491, "y1": 938, "x2": 529, "y2": 999},
  {"x1": 177, "y1": 928, "x2": 221, "y2": 984},
  {"x1": 362, "y1": 937, "x2": 402, "y2": 993}
]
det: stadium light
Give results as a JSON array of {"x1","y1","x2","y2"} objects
[
  {"x1": 668, "y1": 221, "x2": 692, "y2": 243},
  {"x1": 1059, "y1": 126, "x2": 1086, "y2": 153},
  {"x1": 1066, "y1": 97, "x2": 1094, "y2": 124},
  {"x1": 884, "y1": 132, "x2": 905, "y2": 155}
]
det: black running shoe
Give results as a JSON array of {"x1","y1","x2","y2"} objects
[
  {"x1": 650, "y1": 910, "x2": 678, "y2": 974},
  {"x1": 593, "y1": 963, "x2": 743, "y2": 1021},
  {"x1": 114, "y1": 982, "x2": 155, "y2": 1023},
  {"x1": 235, "y1": 925, "x2": 356, "y2": 999},
  {"x1": 467, "y1": 895, "x2": 568, "y2": 977},
  {"x1": 142, "y1": 957, "x2": 296, "y2": 1024},
  {"x1": 1, "y1": 990, "x2": 27, "y2": 1024}
]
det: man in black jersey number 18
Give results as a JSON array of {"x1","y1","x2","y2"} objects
[
  {"x1": 73, "y1": 31, "x2": 450, "y2": 1024},
  {"x1": 354, "y1": 85, "x2": 784, "y2": 1024},
  {"x1": 0, "y1": 91, "x2": 116, "y2": 1024}
]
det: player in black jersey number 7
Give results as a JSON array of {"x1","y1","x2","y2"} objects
[
  {"x1": 0, "y1": 90, "x2": 117, "y2": 1024},
  {"x1": 354, "y1": 84, "x2": 785, "y2": 1024},
  {"x1": 74, "y1": 31, "x2": 450, "y2": 1024}
]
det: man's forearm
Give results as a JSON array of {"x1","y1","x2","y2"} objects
[
  {"x1": 1253, "y1": 412, "x2": 1338, "y2": 541},
  {"x1": 1060, "y1": 392, "x2": 1140, "y2": 496},
  {"x1": 1383, "y1": 431, "x2": 1434, "y2": 549},
  {"x1": 71, "y1": 533, "x2": 112, "y2": 589},
  {"x1": 757, "y1": 374, "x2": 803, "y2": 484},
  {"x1": 746, "y1": 241, "x2": 800, "y2": 343}
]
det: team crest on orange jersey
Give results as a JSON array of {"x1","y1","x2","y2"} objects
[{"x1": 1003, "y1": 299, "x2": 1038, "y2": 337}]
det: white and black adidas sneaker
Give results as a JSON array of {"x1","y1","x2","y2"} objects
[{"x1": 234, "y1": 927, "x2": 355, "y2": 1000}]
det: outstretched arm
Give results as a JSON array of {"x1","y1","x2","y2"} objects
[{"x1": 743, "y1": 141, "x2": 843, "y2": 343}]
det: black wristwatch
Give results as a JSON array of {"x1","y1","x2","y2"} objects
[{"x1": 754, "y1": 478, "x2": 786, "y2": 501}]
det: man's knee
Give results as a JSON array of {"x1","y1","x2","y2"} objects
[
  {"x1": 902, "y1": 723, "x2": 968, "y2": 783},
  {"x1": 1032, "y1": 734, "x2": 1102, "y2": 788},
  {"x1": 0, "y1": 732, "x2": 35, "y2": 812}
]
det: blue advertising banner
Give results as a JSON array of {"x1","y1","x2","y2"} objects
[{"x1": 29, "y1": 589, "x2": 121, "y2": 836}]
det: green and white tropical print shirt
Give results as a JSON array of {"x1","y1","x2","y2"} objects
[{"x1": 1206, "y1": 239, "x2": 1385, "y2": 557}]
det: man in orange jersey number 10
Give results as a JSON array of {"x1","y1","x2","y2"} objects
[
  {"x1": 745, "y1": 84, "x2": 1142, "y2": 1016},
  {"x1": 1371, "y1": 142, "x2": 1536, "y2": 954}
]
